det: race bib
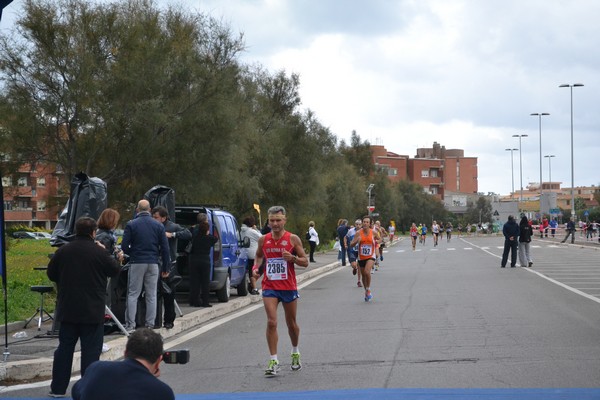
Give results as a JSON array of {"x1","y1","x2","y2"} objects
[
  {"x1": 360, "y1": 244, "x2": 373, "y2": 257},
  {"x1": 266, "y1": 257, "x2": 288, "y2": 280}
]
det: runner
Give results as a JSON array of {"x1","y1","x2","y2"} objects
[
  {"x1": 252, "y1": 206, "x2": 309, "y2": 376},
  {"x1": 446, "y1": 222, "x2": 453, "y2": 242},
  {"x1": 432, "y1": 220, "x2": 440, "y2": 247},
  {"x1": 410, "y1": 222, "x2": 418, "y2": 250},
  {"x1": 420, "y1": 223, "x2": 427, "y2": 245},
  {"x1": 374, "y1": 220, "x2": 387, "y2": 269},
  {"x1": 350, "y1": 215, "x2": 378, "y2": 302},
  {"x1": 417, "y1": 223, "x2": 423, "y2": 244},
  {"x1": 345, "y1": 219, "x2": 362, "y2": 287}
]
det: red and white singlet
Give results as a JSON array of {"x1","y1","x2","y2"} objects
[{"x1": 261, "y1": 231, "x2": 298, "y2": 291}]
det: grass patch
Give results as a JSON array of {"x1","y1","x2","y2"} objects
[{"x1": 1, "y1": 238, "x2": 57, "y2": 324}]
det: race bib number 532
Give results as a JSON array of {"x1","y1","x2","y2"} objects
[{"x1": 266, "y1": 258, "x2": 288, "y2": 280}]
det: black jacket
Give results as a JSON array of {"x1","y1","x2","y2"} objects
[
  {"x1": 47, "y1": 236, "x2": 120, "y2": 324},
  {"x1": 72, "y1": 358, "x2": 174, "y2": 400},
  {"x1": 519, "y1": 223, "x2": 533, "y2": 243}
]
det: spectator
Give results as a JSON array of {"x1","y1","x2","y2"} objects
[
  {"x1": 151, "y1": 206, "x2": 191, "y2": 329},
  {"x1": 240, "y1": 215, "x2": 262, "y2": 295},
  {"x1": 518, "y1": 215, "x2": 534, "y2": 268},
  {"x1": 121, "y1": 200, "x2": 170, "y2": 332},
  {"x1": 307, "y1": 221, "x2": 319, "y2": 263},
  {"x1": 336, "y1": 219, "x2": 349, "y2": 266},
  {"x1": 501, "y1": 215, "x2": 520, "y2": 268},
  {"x1": 47, "y1": 217, "x2": 121, "y2": 397},
  {"x1": 561, "y1": 218, "x2": 576, "y2": 244},
  {"x1": 188, "y1": 217, "x2": 218, "y2": 307},
  {"x1": 71, "y1": 328, "x2": 175, "y2": 400}
]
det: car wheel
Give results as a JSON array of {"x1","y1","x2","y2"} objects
[
  {"x1": 237, "y1": 269, "x2": 248, "y2": 297},
  {"x1": 216, "y1": 274, "x2": 230, "y2": 303}
]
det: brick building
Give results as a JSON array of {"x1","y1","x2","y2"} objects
[
  {"x1": 1, "y1": 163, "x2": 66, "y2": 229},
  {"x1": 372, "y1": 142, "x2": 478, "y2": 200}
]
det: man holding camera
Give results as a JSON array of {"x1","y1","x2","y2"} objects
[
  {"x1": 72, "y1": 328, "x2": 175, "y2": 400},
  {"x1": 151, "y1": 206, "x2": 191, "y2": 329},
  {"x1": 47, "y1": 217, "x2": 121, "y2": 398}
]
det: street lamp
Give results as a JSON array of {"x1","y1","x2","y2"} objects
[
  {"x1": 559, "y1": 83, "x2": 584, "y2": 220},
  {"x1": 530, "y1": 112, "x2": 549, "y2": 202},
  {"x1": 366, "y1": 184, "x2": 374, "y2": 214},
  {"x1": 544, "y1": 155, "x2": 555, "y2": 186},
  {"x1": 505, "y1": 148, "x2": 518, "y2": 199},
  {"x1": 512, "y1": 134, "x2": 528, "y2": 205}
]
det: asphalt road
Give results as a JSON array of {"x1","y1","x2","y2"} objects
[{"x1": 5, "y1": 235, "x2": 600, "y2": 398}]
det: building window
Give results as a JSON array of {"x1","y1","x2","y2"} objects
[
  {"x1": 430, "y1": 186, "x2": 438, "y2": 194},
  {"x1": 388, "y1": 168, "x2": 398, "y2": 176},
  {"x1": 421, "y1": 170, "x2": 429, "y2": 178},
  {"x1": 37, "y1": 177, "x2": 46, "y2": 187},
  {"x1": 1, "y1": 177, "x2": 11, "y2": 187},
  {"x1": 37, "y1": 201, "x2": 47, "y2": 211},
  {"x1": 430, "y1": 169, "x2": 438, "y2": 178},
  {"x1": 17, "y1": 200, "x2": 30, "y2": 209},
  {"x1": 3, "y1": 201, "x2": 12, "y2": 210},
  {"x1": 17, "y1": 176, "x2": 28, "y2": 186}
]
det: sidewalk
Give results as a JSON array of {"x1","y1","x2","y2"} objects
[{"x1": 1, "y1": 249, "x2": 343, "y2": 384}]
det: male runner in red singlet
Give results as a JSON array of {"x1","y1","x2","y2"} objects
[
  {"x1": 252, "y1": 206, "x2": 309, "y2": 376},
  {"x1": 350, "y1": 215, "x2": 377, "y2": 302}
]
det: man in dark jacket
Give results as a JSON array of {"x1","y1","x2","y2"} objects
[
  {"x1": 121, "y1": 200, "x2": 170, "y2": 332},
  {"x1": 47, "y1": 217, "x2": 121, "y2": 397},
  {"x1": 151, "y1": 206, "x2": 191, "y2": 329},
  {"x1": 501, "y1": 215, "x2": 520, "y2": 268},
  {"x1": 72, "y1": 328, "x2": 174, "y2": 400},
  {"x1": 561, "y1": 218, "x2": 576, "y2": 244},
  {"x1": 336, "y1": 219, "x2": 349, "y2": 266}
]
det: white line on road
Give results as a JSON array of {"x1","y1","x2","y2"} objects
[{"x1": 460, "y1": 238, "x2": 600, "y2": 305}]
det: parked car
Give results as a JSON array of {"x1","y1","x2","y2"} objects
[
  {"x1": 175, "y1": 205, "x2": 250, "y2": 302},
  {"x1": 33, "y1": 232, "x2": 52, "y2": 239},
  {"x1": 12, "y1": 231, "x2": 38, "y2": 239}
]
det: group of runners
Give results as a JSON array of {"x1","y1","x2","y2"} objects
[{"x1": 410, "y1": 221, "x2": 460, "y2": 249}]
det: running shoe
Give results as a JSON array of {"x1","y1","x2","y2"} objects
[
  {"x1": 265, "y1": 359, "x2": 280, "y2": 376},
  {"x1": 352, "y1": 267, "x2": 357, "y2": 276},
  {"x1": 291, "y1": 352, "x2": 302, "y2": 371},
  {"x1": 357, "y1": 281, "x2": 362, "y2": 287},
  {"x1": 364, "y1": 290, "x2": 373, "y2": 302}
]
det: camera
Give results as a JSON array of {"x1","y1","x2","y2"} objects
[{"x1": 162, "y1": 349, "x2": 190, "y2": 364}]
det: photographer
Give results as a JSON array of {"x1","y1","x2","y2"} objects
[
  {"x1": 151, "y1": 206, "x2": 191, "y2": 329},
  {"x1": 72, "y1": 328, "x2": 175, "y2": 400}
]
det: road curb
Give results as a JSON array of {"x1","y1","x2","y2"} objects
[{"x1": 0, "y1": 260, "x2": 341, "y2": 383}]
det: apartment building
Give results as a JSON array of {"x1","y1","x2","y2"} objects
[
  {"x1": 1, "y1": 163, "x2": 66, "y2": 229},
  {"x1": 372, "y1": 142, "x2": 478, "y2": 200}
]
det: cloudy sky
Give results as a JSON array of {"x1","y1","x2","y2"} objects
[{"x1": 1, "y1": 0, "x2": 598, "y2": 196}]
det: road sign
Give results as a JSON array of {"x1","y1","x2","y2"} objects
[
  {"x1": 367, "y1": 206, "x2": 375, "y2": 213},
  {"x1": 584, "y1": 210, "x2": 589, "y2": 217},
  {"x1": 549, "y1": 208, "x2": 560, "y2": 214}
]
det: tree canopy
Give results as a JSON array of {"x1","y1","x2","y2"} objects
[{"x1": 0, "y1": 0, "x2": 454, "y2": 237}]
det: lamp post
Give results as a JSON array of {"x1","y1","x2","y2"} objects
[
  {"x1": 366, "y1": 184, "x2": 374, "y2": 215},
  {"x1": 505, "y1": 148, "x2": 518, "y2": 199},
  {"x1": 530, "y1": 113, "x2": 549, "y2": 203},
  {"x1": 544, "y1": 155, "x2": 555, "y2": 186},
  {"x1": 512, "y1": 134, "x2": 528, "y2": 205},
  {"x1": 559, "y1": 83, "x2": 584, "y2": 220}
]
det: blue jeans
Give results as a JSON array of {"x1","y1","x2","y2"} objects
[
  {"x1": 126, "y1": 263, "x2": 159, "y2": 328},
  {"x1": 51, "y1": 322, "x2": 104, "y2": 395}
]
